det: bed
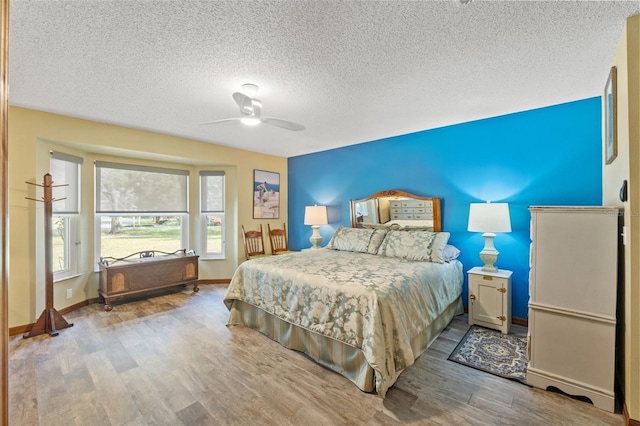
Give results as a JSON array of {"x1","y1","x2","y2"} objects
[{"x1": 224, "y1": 191, "x2": 463, "y2": 396}]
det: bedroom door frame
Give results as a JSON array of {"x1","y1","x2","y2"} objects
[{"x1": 1, "y1": 0, "x2": 9, "y2": 423}]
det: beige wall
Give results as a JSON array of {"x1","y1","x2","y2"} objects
[
  {"x1": 8, "y1": 106, "x2": 287, "y2": 328},
  {"x1": 603, "y1": 15, "x2": 639, "y2": 422}
]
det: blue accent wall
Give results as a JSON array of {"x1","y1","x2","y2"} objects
[{"x1": 288, "y1": 98, "x2": 602, "y2": 319}]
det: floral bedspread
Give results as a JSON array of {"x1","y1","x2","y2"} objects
[{"x1": 223, "y1": 248, "x2": 463, "y2": 396}]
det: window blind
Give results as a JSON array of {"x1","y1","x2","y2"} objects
[
  {"x1": 50, "y1": 151, "x2": 82, "y2": 214},
  {"x1": 95, "y1": 161, "x2": 189, "y2": 214},
  {"x1": 200, "y1": 171, "x2": 225, "y2": 213}
]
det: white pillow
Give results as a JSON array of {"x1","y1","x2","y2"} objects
[{"x1": 443, "y1": 244, "x2": 461, "y2": 262}]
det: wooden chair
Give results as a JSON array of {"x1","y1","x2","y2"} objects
[
  {"x1": 268, "y1": 223, "x2": 291, "y2": 255},
  {"x1": 241, "y1": 224, "x2": 268, "y2": 260}
]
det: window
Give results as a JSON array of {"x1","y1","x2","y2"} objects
[
  {"x1": 95, "y1": 161, "x2": 189, "y2": 260},
  {"x1": 200, "y1": 171, "x2": 225, "y2": 258},
  {"x1": 50, "y1": 151, "x2": 82, "y2": 280}
]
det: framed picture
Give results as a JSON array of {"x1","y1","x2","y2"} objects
[
  {"x1": 604, "y1": 66, "x2": 617, "y2": 165},
  {"x1": 253, "y1": 169, "x2": 280, "y2": 219}
]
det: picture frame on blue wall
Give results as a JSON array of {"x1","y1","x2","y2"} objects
[
  {"x1": 253, "y1": 169, "x2": 280, "y2": 219},
  {"x1": 604, "y1": 66, "x2": 617, "y2": 165}
]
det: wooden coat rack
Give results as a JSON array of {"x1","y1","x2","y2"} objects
[{"x1": 23, "y1": 173, "x2": 73, "y2": 338}]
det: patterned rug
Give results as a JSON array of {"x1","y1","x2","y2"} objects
[{"x1": 448, "y1": 325, "x2": 528, "y2": 384}]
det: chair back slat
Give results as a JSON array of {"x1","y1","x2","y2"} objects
[
  {"x1": 268, "y1": 223, "x2": 290, "y2": 254},
  {"x1": 242, "y1": 224, "x2": 266, "y2": 259}
]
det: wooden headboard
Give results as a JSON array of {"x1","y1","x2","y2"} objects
[{"x1": 349, "y1": 189, "x2": 442, "y2": 231}]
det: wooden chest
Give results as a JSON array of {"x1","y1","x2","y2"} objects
[{"x1": 98, "y1": 251, "x2": 199, "y2": 311}]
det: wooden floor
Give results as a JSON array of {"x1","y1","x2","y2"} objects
[{"x1": 9, "y1": 285, "x2": 624, "y2": 426}]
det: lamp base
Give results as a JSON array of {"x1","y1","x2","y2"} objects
[
  {"x1": 309, "y1": 225, "x2": 322, "y2": 249},
  {"x1": 479, "y1": 250, "x2": 499, "y2": 272},
  {"x1": 479, "y1": 232, "x2": 500, "y2": 272}
]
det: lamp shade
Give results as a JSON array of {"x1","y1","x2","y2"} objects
[
  {"x1": 304, "y1": 205, "x2": 328, "y2": 226},
  {"x1": 468, "y1": 202, "x2": 512, "y2": 233}
]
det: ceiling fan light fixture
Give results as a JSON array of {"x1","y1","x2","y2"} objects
[
  {"x1": 201, "y1": 84, "x2": 304, "y2": 131},
  {"x1": 241, "y1": 83, "x2": 259, "y2": 97},
  {"x1": 240, "y1": 115, "x2": 261, "y2": 126}
]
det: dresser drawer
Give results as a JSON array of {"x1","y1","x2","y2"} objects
[
  {"x1": 413, "y1": 214, "x2": 431, "y2": 220},
  {"x1": 402, "y1": 207, "x2": 426, "y2": 214},
  {"x1": 390, "y1": 213, "x2": 414, "y2": 220},
  {"x1": 400, "y1": 200, "x2": 426, "y2": 208}
]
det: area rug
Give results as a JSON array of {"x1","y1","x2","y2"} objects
[{"x1": 448, "y1": 325, "x2": 528, "y2": 385}]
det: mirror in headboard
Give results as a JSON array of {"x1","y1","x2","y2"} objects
[{"x1": 349, "y1": 190, "x2": 442, "y2": 231}]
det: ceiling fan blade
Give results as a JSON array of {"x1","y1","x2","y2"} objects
[
  {"x1": 232, "y1": 92, "x2": 253, "y2": 114},
  {"x1": 200, "y1": 117, "x2": 241, "y2": 125},
  {"x1": 261, "y1": 117, "x2": 305, "y2": 131}
]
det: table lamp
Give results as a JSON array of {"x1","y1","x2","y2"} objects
[
  {"x1": 304, "y1": 205, "x2": 328, "y2": 249},
  {"x1": 468, "y1": 201, "x2": 511, "y2": 272}
]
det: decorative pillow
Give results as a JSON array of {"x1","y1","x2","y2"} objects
[
  {"x1": 361, "y1": 223, "x2": 400, "y2": 231},
  {"x1": 392, "y1": 225, "x2": 435, "y2": 231},
  {"x1": 326, "y1": 227, "x2": 388, "y2": 254},
  {"x1": 378, "y1": 230, "x2": 450, "y2": 263},
  {"x1": 443, "y1": 244, "x2": 461, "y2": 262},
  {"x1": 367, "y1": 229, "x2": 388, "y2": 254}
]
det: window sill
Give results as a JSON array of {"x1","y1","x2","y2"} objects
[{"x1": 53, "y1": 273, "x2": 83, "y2": 283}]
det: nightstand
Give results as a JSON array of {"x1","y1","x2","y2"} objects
[{"x1": 468, "y1": 267, "x2": 512, "y2": 334}]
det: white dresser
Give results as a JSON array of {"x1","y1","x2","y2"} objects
[
  {"x1": 527, "y1": 206, "x2": 621, "y2": 412},
  {"x1": 389, "y1": 199, "x2": 433, "y2": 220}
]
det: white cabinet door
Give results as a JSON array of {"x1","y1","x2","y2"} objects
[{"x1": 470, "y1": 276, "x2": 504, "y2": 326}]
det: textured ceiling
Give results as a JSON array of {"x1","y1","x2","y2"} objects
[{"x1": 9, "y1": 1, "x2": 640, "y2": 158}]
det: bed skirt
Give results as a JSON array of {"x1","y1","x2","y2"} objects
[{"x1": 227, "y1": 296, "x2": 463, "y2": 394}]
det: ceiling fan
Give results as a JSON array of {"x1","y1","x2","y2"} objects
[{"x1": 201, "y1": 83, "x2": 305, "y2": 131}]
